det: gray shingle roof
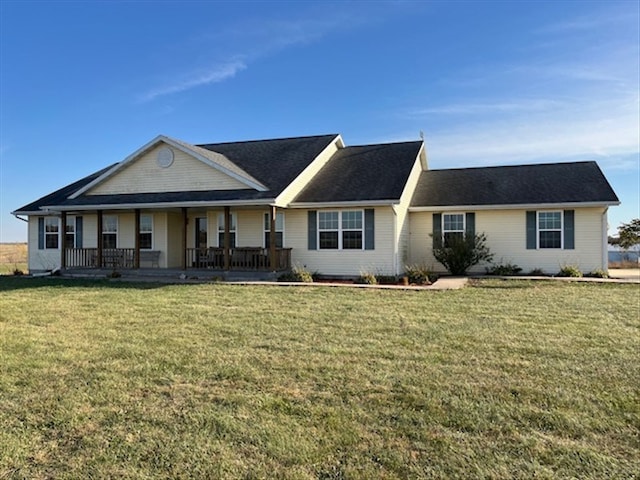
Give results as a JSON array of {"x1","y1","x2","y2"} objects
[
  {"x1": 198, "y1": 134, "x2": 339, "y2": 193},
  {"x1": 293, "y1": 141, "x2": 423, "y2": 203},
  {"x1": 13, "y1": 164, "x2": 117, "y2": 213},
  {"x1": 14, "y1": 134, "x2": 339, "y2": 212},
  {"x1": 411, "y1": 161, "x2": 619, "y2": 207}
]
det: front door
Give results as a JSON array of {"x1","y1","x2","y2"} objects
[{"x1": 195, "y1": 217, "x2": 207, "y2": 249}]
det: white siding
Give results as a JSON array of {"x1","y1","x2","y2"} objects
[
  {"x1": 409, "y1": 207, "x2": 608, "y2": 274},
  {"x1": 89, "y1": 143, "x2": 248, "y2": 195},
  {"x1": 394, "y1": 154, "x2": 425, "y2": 274},
  {"x1": 28, "y1": 216, "x2": 60, "y2": 271},
  {"x1": 286, "y1": 207, "x2": 396, "y2": 276}
]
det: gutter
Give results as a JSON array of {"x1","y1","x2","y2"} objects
[
  {"x1": 11, "y1": 213, "x2": 29, "y2": 222},
  {"x1": 409, "y1": 201, "x2": 620, "y2": 212},
  {"x1": 289, "y1": 200, "x2": 399, "y2": 209}
]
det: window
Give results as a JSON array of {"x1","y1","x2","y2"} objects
[
  {"x1": 102, "y1": 215, "x2": 118, "y2": 249},
  {"x1": 318, "y1": 210, "x2": 363, "y2": 250},
  {"x1": 442, "y1": 213, "x2": 464, "y2": 247},
  {"x1": 45, "y1": 217, "x2": 59, "y2": 249},
  {"x1": 318, "y1": 211, "x2": 339, "y2": 249},
  {"x1": 264, "y1": 212, "x2": 284, "y2": 248},
  {"x1": 538, "y1": 211, "x2": 562, "y2": 248},
  {"x1": 341, "y1": 211, "x2": 363, "y2": 249},
  {"x1": 218, "y1": 212, "x2": 237, "y2": 248},
  {"x1": 65, "y1": 216, "x2": 75, "y2": 249},
  {"x1": 139, "y1": 214, "x2": 153, "y2": 249}
]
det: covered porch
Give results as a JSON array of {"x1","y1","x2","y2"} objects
[{"x1": 60, "y1": 205, "x2": 291, "y2": 272}]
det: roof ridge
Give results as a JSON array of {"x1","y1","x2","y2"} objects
[
  {"x1": 428, "y1": 160, "x2": 596, "y2": 172},
  {"x1": 196, "y1": 133, "x2": 339, "y2": 147}
]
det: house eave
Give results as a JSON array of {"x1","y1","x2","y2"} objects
[
  {"x1": 288, "y1": 200, "x2": 399, "y2": 209},
  {"x1": 40, "y1": 198, "x2": 276, "y2": 212},
  {"x1": 408, "y1": 200, "x2": 621, "y2": 212}
]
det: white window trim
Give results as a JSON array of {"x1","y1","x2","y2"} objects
[
  {"x1": 45, "y1": 217, "x2": 60, "y2": 250},
  {"x1": 263, "y1": 212, "x2": 285, "y2": 248},
  {"x1": 217, "y1": 212, "x2": 238, "y2": 247},
  {"x1": 139, "y1": 214, "x2": 153, "y2": 250},
  {"x1": 102, "y1": 215, "x2": 118, "y2": 248},
  {"x1": 317, "y1": 209, "x2": 364, "y2": 250},
  {"x1": 442, "y1": 212, "x2": 465, "y2": 241},
  {"x1": 537, "y1": 210, "x2": 563, "y2": 249}
]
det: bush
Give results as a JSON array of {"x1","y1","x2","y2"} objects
[
  {"x1": 12, "y1": 268, "x2": 24, "y2": 276},
  {"x1": 586, "y1": 269, "x2": 608, "y2": 278},
  {"x1": 486, "y1": 262, "x2": 522, "y2": 276},
  {"x1": 354, "y1": 272, "x2": 377, "y2": 285},
  {"x1": 278, "y1": 265, "x2": 313, "y2": 283},
  {"x1": 404, "y1": 264, "x2": 436, "y2": 285},
  {"x1": 432, "y1": 233, "x2": 494, "y2": 275},
  {"x1": 557, "y1": 264, "x2": 583, "y2": 278},
  {"x1": 528, "y1": 268, "x2": 545, "y2": 276}
]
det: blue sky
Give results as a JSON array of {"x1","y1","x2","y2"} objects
[{"x1": 1, "y1": 0, "x2": 638, "y2": 242}]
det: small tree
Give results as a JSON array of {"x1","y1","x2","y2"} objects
[
  {"x1": 616, "y1": 219, "x2": 640, "y2": 262},
  {"x1": 431, "y1": 233, "x2": 494, "y2": 275}
]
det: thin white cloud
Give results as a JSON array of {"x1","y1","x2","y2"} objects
[
  {"x1": 139, "y1": 10, "x2": 367, "y2": 102},
  {"x1": 407, "y1": 99, "x2": 564, "y2": 117},
  {"x1": 139, "y1": 60, "x2": 246, "y2": 102}
]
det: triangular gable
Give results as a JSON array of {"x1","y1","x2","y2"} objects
[{"x1": 70, "y1": 135, "x2": 267, "y2": 198}]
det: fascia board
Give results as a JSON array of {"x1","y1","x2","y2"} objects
[{"x1": 409, "y1": 201, "x2": 621, "y2": 212}]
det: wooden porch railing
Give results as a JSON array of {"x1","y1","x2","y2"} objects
[
  {"x1": 185, "y1": 247, "x2": 292, "y2": 271},
  {"x1": 66, "y1": 248, "x2": 136, "y2": 269},
  {"x1": 65, "y1": 247, "x2": 292, "y2": 271}
]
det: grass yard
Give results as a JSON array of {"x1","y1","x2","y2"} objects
[{"x1": 0, "y1": 278, "x2": 638, "y2": 479}]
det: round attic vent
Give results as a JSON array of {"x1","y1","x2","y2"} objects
[{"x1": 157, "y1": 147, "x2": 174, "y2": 168}]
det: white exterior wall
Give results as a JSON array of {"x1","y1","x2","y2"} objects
[
  {"x1": 409, "y1": 207, "x2": 608, "y2": 274},
  {"x1": 28, "y1": 216, "x2": 60, "y2": 271},
  {"x1": 89, "y1": 143, "x2": 247, "y2": 195},
  {"x1": 394, "y1": 153, "x2": 426, "y2": 274},
  {"x1": 286, "y1": 207, "x2": 396, "y2": 276}
]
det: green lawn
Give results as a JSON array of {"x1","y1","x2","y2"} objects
[{"x1": 0, "y1": 278, "x2": 638, "y2": 479}]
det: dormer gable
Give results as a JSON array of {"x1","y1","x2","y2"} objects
[{"x1": 71, "y1": 135, "x2": 267, "y2": 198}]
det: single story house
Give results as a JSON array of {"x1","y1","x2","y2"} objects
[{"x1": 13, "y1": 133, "x2": 620, "y2": 276}]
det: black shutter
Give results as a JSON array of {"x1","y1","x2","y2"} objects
[
  {"x1": 76, "y1": 216, "x2": 83, "y2": 248},
  {"x1": 465, "y1": 212, "x2": 475, "y2": 237},
  {"x1": 564, "y1": 210, "x2": 575, "y2": 250},
  {"x1": 526, "y1": 211, "x2": 537, "y2": 249},
  {"x1": 433, "y1": 213, "x2": 442, "y2": 249},
  {"x1": 308, "y1": 211, "x2": 317, "y2": 250},
  {"x1": 364, "y1": 209, "x2": 375, "y2": 250},
  {"x1": 38, "y1": 217, "x2": 45, "y2": 249}
]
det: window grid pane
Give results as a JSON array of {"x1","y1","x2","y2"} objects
[
  {"x1": 539, "y1": 231, "x2": 561, "y2": 249},
  {"x1": 341, "y1": 211, "x2": 362, "y2": 230},
  {"x1": 319, "y1": 231, "x2": 338, "y2": 249},
  {"x1": 140, "y1": 215, "x2": 153, "y2": 233},
  {"x1": 318, "y1": 211, "x2": 339, "y2": 230},
  {"x1": 342, "y1": 231, "x2": 362, "y2": 249},
  {"x1": 443, "y1": 214, "x2": 464, "y2": 231},
  {"x1": 103, "y1": 216, "x2": 117, "y2": 233}
]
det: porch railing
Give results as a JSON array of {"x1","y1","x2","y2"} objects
[
  {"x1": 66, "y1": 248, "x2": 137, "y2": 269},
  {"x1": 65, "y1": 247, "x2": 292, "y2": 271},
  {"x1": 185, "y1": 247, "x2": 292, "y2": 271}
]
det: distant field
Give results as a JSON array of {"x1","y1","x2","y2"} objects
[
  {"x1": 0, "y1": 243, "x2": 27, "y2": 274},
  {"x1": 0, "y1": 278, "x2": 638, "y2": 478}
]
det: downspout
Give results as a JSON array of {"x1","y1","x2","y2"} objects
[
  {"x1": 602, "y1": 207, "x2": 609, "y2": 273},
  {"x1": 12, "y1": 213, "x2": 28, "y2": 223}
]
